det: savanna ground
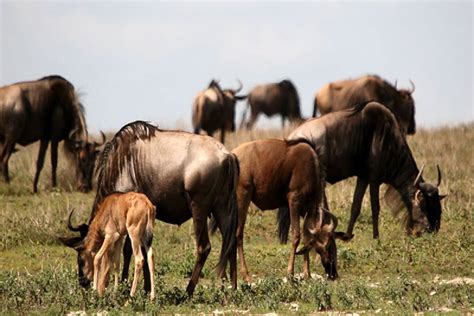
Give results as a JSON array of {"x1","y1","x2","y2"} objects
[{"x1": 0, "y1": 123, "x2": 473, "y2": 314}]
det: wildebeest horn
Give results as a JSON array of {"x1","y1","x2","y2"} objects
[
  {"x1": 415, "y1": 190, "x2": 422, "y2": 205},
  {"x1": 94, "y1": 131, "x2": 106, "y2": 147},
  {"x1": 67, "y1": 209, "x2": 80, "y2": 232},
  {"x1": 409, "y1": 80, "x2": 415, "y2": 93},
  {"x1": 69, "y1": 128, "x2": 79, "y2": 141},
  {"x1": 414, "y1": 164, "x2": 425, "y2": 188},
  {"x1": 233, "y1": 80, "x2": 243, "y2": 94},
  {"x1": 436, "y1": 165, "x2": 442, "y2": 187},
  {"x1": 67, "y1": 208, "x2": 88, "y2": 237}
]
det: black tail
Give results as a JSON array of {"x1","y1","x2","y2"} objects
[
  {"x1": 312, "y1": 97, "x2": 318, "y2": 117},
  {"x1": 277, "y1": 206, "x2": 291, "y2": 244},
  {"x1": 216, "y1": 154, "x2": 240, "y2": 277}
]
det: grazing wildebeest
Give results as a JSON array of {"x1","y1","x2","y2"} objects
[
  {"x1": 280, "y1": 101, "x2": 445, "y2": 240},
  {"x1": 313, "y1": 75, "x2": 416, "y2": 135},
  {"x1": 60, "y1": 192, "x2": 156, "y2": 299},
  {"x1": 0, "y1": 75, "x2": 104, "y2": 192},
  {"x1": 241, "y1": 79, "x2": 302, "y2": 129},
  {"x1": 192, "y1": 79, "x2": 247, "y2": 144},
  {"x1": 64, "y1": 121, "x2": 239, "y2": 296},
  {"x1": 230, "y1": 139, "x2": 344, "y2": 281}
]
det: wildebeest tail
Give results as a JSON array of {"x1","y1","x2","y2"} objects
[
  {"x1": 144, "y1": 205, "x2": 156, "y2": 248},
  {"x1": 216, "y1": 153, "x2": 240, "y2": 277},
  {"x1": 277, "y1": 206, "x2": 291, "y2": 244},
  {"x1": 192, "y1": 95, "x2": 203, "y2": 134},
  {"x1": 312, "y1": 96, "x2": 318, "y2": 117}
]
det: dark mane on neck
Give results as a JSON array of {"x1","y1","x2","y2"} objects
[
  {"x1": 39, "y1": 75, "x2": 69, "y2": 83},
  {"x1": 92, "y1": 121, "x2": 158, "y2": 220}
]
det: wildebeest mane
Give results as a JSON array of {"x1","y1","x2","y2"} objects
[{"x1": 92, "y1": 121, "x2": 159, "y2": 218}]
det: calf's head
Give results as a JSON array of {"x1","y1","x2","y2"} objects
[
  {"x1": 296, "y1": 209, "x2": 345, "y2": 280},
  {"x1": 59, "y1": 209, "x2": 92, "y2": 288}
]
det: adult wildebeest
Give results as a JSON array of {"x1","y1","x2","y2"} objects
[
  {"x1": 192, "y1": 79, "x2": 247, "y2": 144},
  {"x1": 280, "y1": 101, "x2": 445, "y2": 240},
  {"x1": 0, "y1": 75, "x2": 104, "y2": 192},
  {"x1": 230, "y1": 139, "x2": 344, "y2": 282},
  {"x1": 241, "y1": 79, "x2": 302, "y2": 129},
  {"x1": 61, "y1": 193, "x2": 156, "y2": 299},
  {"x1": 313, "y1": 75, "x2": 416, "y2": 135},
  {"x1": 63, "y1": 120, "x2": 239, "y2": 296}
]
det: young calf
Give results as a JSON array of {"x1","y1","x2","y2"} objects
[
  {"x1": 232, "y1": 139, "x2": 345, "y2": 282},
  {"x1": 60, "y1": 192, "x2": 156, "y2": 299}
]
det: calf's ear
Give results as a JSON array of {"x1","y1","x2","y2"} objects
[{"x1": 59, "y1": 236, "x2": 84, "y2": 251}]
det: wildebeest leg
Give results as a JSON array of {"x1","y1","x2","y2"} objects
[
  {"x1": 186, "y1": 204, "x2": 211, "y2": 296},
  {"x1": 121, "y1": 235, "x2": 132, "y2": 282},
  {"x1": 0, "y1": 139, "x2": 15, "y2": 182},
  {"x1": 281, "y1": 116, "x2": 286, "y2": 129},
  {"x1": 287, "y1": 195, "x2": 301, "y2": 276},
  {"x1": 246, "y1": 112, "x2": 259, "y2": 129},
  {"x1": 345, "y1": 177, "x2": 369, "y2": 239},
  {"x1": 370, "y1": 183, "x2": 381, "y2": 239},
  {"x1": 141, "y1": 246, "x2": 151, "y2": 292},
  {"x1": 50, "y1": 141, "x2": 59, "y2": 188},
  {"x1": 113, "y1": 237, "x2": 124, "y2": 290},
  {"x1": 322, "y1": 190, "x2": 329, "y2": 211},
  {"x1": 236, "y1": 186, "x2": 252, "y2": 282},
  {"x1": 302, "y1": 251, "x2": 311, "y2": 279},
  {"x1": 33, "y1": 139, "x2": 49, "y2": 193},
  {"x1": 129, "y1": 229, "x2": 145, "y2": 298},
  {"x1": 93, "y1": 234, "x2": 116, "y2": 295}
]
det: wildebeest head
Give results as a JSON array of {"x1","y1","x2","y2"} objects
[
  {"x1": 296, "y1": 209, "x2": 345, "y2": 280},
  {"x1": 59, "y1": 209, "x2": 92, "y2": 288},
  {"x1": 411, "y1": 165, "x2": 446, "y2": 235},
  {"x1": 222, "y1": 80, "x2": 247, "y2": 131},
  {"x1": 395, "y1": 80, "x2": 416, "y2": 135},
  {"x1": 70, "y1": 131, "x2": 106, "y2": 192},
  {"x1": 279, "y1": 79, "x2": 301, "y2": 120}
]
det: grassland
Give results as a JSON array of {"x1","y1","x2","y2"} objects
[{"x1": 0, "y1": 123, "x2": 473, "y2": 314}]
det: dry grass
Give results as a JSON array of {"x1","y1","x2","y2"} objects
[{"x1": 0, "y1": 122, "x2": 473, "y2": 313}]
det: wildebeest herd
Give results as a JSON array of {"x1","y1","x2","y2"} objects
[{"x1": 0, "y1": 74, "x2": 446, "y2": 300}]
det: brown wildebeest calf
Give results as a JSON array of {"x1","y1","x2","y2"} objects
[
  {"x1": 60, "y1": 192, "x2": 156, "y2": 299},
  {"x1": 231, "y1": 138, "x2": 344, "y2": 282}
]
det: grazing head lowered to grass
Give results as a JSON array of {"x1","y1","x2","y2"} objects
[
  {"x1": 0, "y1": 75, "x2": 105, "y2": 193},
  {"x1": 227, "y1": 138, "x2": 344, "y2": 282},
  {"x1": 60, "y1": 192, "x2": 156, "y2": 299},
  {"x1": 284, "y1": 101, "x2": 446, "y2": 240}
]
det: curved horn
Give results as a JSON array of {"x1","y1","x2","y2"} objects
[
  {"x1": 69, "y1": 128, "x2": 79, "y2": 141},
  {"x1": 67, "y1": 209, "x2": 81, "y2": 232},
  {"x1": 413, "y1": 164, "x2": 425, "y2": 188},
  {"x1": 94, "y1": 131, "x2": 106, "y2": 147},
  {"x1": 409, "y1": 80, "x2": 415, "y2": 93},
  {"x1": 415, "y1": 190, "x2": 422, "y2": 205},
  {"x1": 436, "y1": 165, "x2": 442, "y2": 187},
  {"x1": 233, "y1": 79, "x2": 243, "y2": 94}
]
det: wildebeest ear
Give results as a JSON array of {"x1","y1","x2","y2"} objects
[
  {"x1": 59, "y1": 236, "x2": 84, "y2": 251},
  {"x1": 439, "y1": 194, "x2": 447, "y2": 201}
]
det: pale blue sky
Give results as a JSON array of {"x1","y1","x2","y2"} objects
[{"x1": 1, "y1": 1, "x2": 472, "y2": 133}]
